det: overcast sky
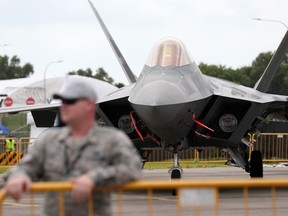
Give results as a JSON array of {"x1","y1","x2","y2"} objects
[{"x1": 1, "y1": 0, "x2": 288, "y2": 85}]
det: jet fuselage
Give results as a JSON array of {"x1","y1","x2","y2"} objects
[{"x1": 128, "y1": 37, "x2": 213, "y2": 146}]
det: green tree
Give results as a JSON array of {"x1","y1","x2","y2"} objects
[
  {"x1": 250, "y1": 52, "x2": 272, "y2": 83},
  {"x1": 0, "y1": 55, "x2": 34, "y2": 79},
  {"x1": 199, "y1": 63, "x2": 253, "y2": 87},
  {"x1": 94, "y1": 67, "x2": 114, "y2": 84},
  {"x1": 250, "y1": 52, "x2": 288, "y2": 95},
  {"x1": 199, "y1": 51, "x2": 288, "y2": 95},
  {"x1": 114, "y1": 82, "x2": 125, "y2": 88},
  {"x1": 68, "y1": 68, "x2": 93, "y2": 77},
  {"x1": 268, "y1": 62, "x2": 288, "y2": 95},
  {"x1": 68, "y1": 67, "x2": 125, "y2": 88}
]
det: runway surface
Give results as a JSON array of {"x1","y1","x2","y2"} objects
[{"x1": 1, "y1": 166, "x2": 288, "y2": 215}]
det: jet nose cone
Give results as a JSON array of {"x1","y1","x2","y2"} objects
[{"x1": 129, "y1": 80, "x2": 186, "y2": 106}]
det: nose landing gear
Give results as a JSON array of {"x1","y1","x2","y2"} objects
[{"x1": 168, "y1": 147, "x2": 183, "y2": 195}]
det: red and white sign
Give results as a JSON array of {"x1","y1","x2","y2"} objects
[
  {"x1": 3, "y1": 97, "x2": 13, "y2": 107},
  {"x1": 26, "y1": 97, "x2": 35, "y2": 105}
]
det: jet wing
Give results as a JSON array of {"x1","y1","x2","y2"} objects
[
  {"x1": 0, "y1": 103, "x2": 60, "y2": 114},
  {"x1": 209, "y1": 75, "x2": 288, "y2": 103},
  {"x1": 193, "y1": 76, "x2": 288, "y2": 148},
  {"x1": 97, "y1": 83, "x2": 135, "y2": 103},
  {"x1": 0, "y1": 103, "x2": 60, "y2": 127}
]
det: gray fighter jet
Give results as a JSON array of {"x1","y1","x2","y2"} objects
[
  {"x1": 1, "y1": 0, "x2": 288, "y2": 180},
  {"x1": 88, "y1": 0, "x2": 288, "y2": 179}
]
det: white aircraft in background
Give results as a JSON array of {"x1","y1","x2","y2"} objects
[{"x1": 0, "y1": 75, "x2": 118, "y2": 138}]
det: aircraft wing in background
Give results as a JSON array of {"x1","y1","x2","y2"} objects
[{"x1": 0, "y1": 75, "x2": 118, "y2": 127}]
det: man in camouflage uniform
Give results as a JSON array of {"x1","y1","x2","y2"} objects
[{"x1": 4, "y1": 79, "x2": 142, "y2": 216}]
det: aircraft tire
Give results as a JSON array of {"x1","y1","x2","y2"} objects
[
  {"x1": 249, "y1": 150, "x2": 263, "y2": 178},
  {"x1": 171, "y1": 169, "x2": 181, "y2": 196}
]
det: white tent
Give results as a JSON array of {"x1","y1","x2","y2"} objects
[
  {"x1": 0, "y1": 75, "x2": 119, "y2": 138},
  {"x1": 0, "y1": 75, "x2": 118, "y2": 107}
]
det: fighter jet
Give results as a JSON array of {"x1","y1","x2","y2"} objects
[
  {"x1": 87, "y1": 0, "x2": 288, "y2": 179},
  {"x1": 1, "y1": 0, "x2": 288, "y2": 180}
]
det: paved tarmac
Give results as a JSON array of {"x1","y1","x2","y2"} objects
[{"x1": 1, "y1": 166, "x2": 288, "y2": 215}]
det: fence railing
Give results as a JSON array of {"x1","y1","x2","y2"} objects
[
  {"x1": 0, "y1": 179, "x2": 288, "y2": 216},
  {"x1": 1, "y1": 133, "x2": 288, "y2": 165},
  {"x1": 0, "y1": 137, "x2": 36, "y2": 165},
  {"x1": 252, "y1": 133, "x2": 288, "y2": 162}
]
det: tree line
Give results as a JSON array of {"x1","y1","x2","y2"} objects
[
  {"x1": 0, "y1": 52, "x2": 288, "y2": 94},
  {"x1": 68, "y1": 67, "x2": 125, "y2": 88},
  {"x1": 199, "y1": 52, "x2": 288, "y2": 95}
]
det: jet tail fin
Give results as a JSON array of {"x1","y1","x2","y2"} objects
[
  {"x1": 88, "y1": 0, "x2": 137, "y2": 84},
  {"x1": 254, "y1": 30, "x2": 288, "y2": 92}
]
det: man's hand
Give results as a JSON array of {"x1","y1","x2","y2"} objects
[
  {"x1": 71, "y1": 174, "x2": 94, "y2": 202},
  {"x1": 5, "y1": 176, "x2": 31, "y2": 201}
]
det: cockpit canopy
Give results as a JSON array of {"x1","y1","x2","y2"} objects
[{"x1": 145, "y1": 37, "x2": 193, "y2": 67}]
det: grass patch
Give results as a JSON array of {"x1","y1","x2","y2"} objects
[{"x1": 0, "y1": 166, "x2": 13, "y2": 174}]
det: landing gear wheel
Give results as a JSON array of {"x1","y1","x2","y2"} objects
[
  {"x1": 171, "y1": 169, "x2": 181, "y2": 179},
  {"x1": 169, "y1": 168, "x2": 182, "y2": 196},
  {"x1": 169, "y1": 145, "x2": 183, "y2": 195},
  {"x1": 250, "y1": 150, "x2": 263, "y2": 178}
]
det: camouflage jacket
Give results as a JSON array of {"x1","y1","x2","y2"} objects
[{"x1": 7, "y1": 123, "x2": 142, "y2": 216}]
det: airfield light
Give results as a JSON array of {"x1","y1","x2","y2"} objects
[
  {"x1": 43, "y1": 60, "x2": 64, "y2": 104},
  {"x1": 252, "y1": 18, "x2": 288, "y2": 30}
]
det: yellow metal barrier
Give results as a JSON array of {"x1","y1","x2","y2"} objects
[
  {"x1": 253, "y1": 133, "x2": 288, "y2": 162},
  {"x1": 0, "y1": 138, "x2": 21, "y2": 165},
  {"x1": 19, "y1": 137, "x2": 36, "y2": 153},
  {"x1": 0, "y1": 137, "x2": 36, "y2": 166},
  {"x1": 1, "y1": 133, "x2": 288, "y2": 167},
  {"x1": 149, "y1": 148, "x2": 231, "y2": 162},
  {"x1": 149, "y1": 133, "x2": 288, "y2": 163},
  {"x1": 0, "y1": 179, "x2": 287, "y2": 216}
]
